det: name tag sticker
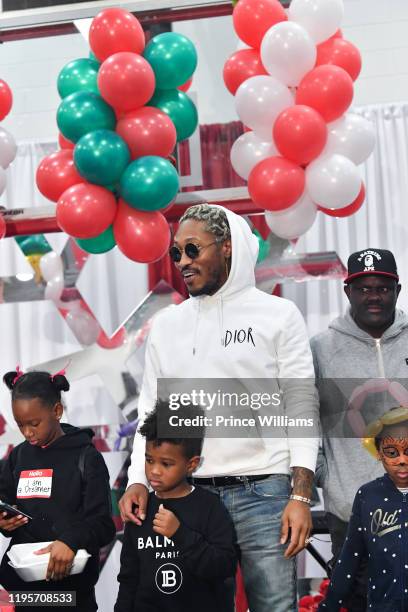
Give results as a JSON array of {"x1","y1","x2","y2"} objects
[{"x1": 17, "y1": 469, "x2": 53, "y2": 499}]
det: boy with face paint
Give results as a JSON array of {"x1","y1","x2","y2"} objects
[{"x1": 319, "y1": 406, "x2": 408, "y2": 611}]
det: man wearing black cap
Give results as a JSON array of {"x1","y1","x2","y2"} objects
[{"x1": 311, "y1": 248, "x2": 408, "y2": 611}]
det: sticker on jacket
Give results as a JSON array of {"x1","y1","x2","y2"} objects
[{"x1": 17, "y1": 469, "x2": 53, "y2": 499}]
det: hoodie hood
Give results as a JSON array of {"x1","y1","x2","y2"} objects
[
  {"x1": 329, "y1": 308, "x2": 408, "y2": 342},
  {"x1": 42, "y1": 422, "x2": 95, "y2": 451},
  {"x1": 191, "y1": 205, "x2": 259, "y2": 303},
  {"x1": 187, "y1": 205, "x2": 259, "y2": 351}
]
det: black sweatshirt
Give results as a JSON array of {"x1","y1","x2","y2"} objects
[
  {"x1": 0, "y1": 423, "x2": 115, "y2": 592},
  {"x1": 115, "y1": 487, "x2": 238, "y2": 612}
]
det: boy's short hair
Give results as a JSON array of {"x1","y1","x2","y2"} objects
[{"x1": 139, "y1": 400, "x2": 205, "y2": 458}]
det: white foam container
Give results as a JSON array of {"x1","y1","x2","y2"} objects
[{"x1": 7, "y1": 542, "x2": 90, "y2": 582}]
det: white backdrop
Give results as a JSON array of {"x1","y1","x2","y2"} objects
[{"x1": 283, "y1": 102, "x2": 408, "y2": 338}]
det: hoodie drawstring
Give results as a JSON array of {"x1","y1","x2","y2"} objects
[
  {"x1": 219, "y1": 296, "x2": 224, "y2": 347},
  {"x1": 192, "y1": 300, "x2": 201, "y2": 356}
]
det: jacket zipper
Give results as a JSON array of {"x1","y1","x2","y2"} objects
[{"x1": 375, "y1": 338, "x2": 386, "y2": 378}]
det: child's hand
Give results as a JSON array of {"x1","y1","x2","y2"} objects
[
  {"x1": 0, "y1": 511, "x2": 29, "y2": 532},
  {"x1": 153, "y1": 504, "x2": 180, "y2": 538},
  {"x1": 35, "y1": 540, "x2": 75, "y2": 581}
]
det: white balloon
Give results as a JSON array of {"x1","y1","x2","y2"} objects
[
  {"x1": 230, "y1": 132, "x2": 278, "y2": 180},
  {"x1": 261, "y1": 22, "x2": 317, "y2": 87},
  {"x1": 44, "y1": 275, "x2": 64, "y2": 302},
  {"x1": 235, "y1": 75, "x2": 294, "y2": 141},
  {"x1": 289, "y1": 0, "x2": 344, "y2": 44},
  {"x1": 323, "y1": 114, "x2": 375, "y2": 165},
  {"x1": 40, "y1": 251, "x2": 63, "y2": 282},
  {"x1": 65, "y1": 310, "x2": 100, "y2": 346},
  {"x1": 306, "y1": 154, "x2": 361, "y2": 209},
  {"x1": 265, "y1": 192, "x2": 317, "y2": 239},
  {"x1": 0, "y1": 127, "x2": 17, "y2": 169},
  {"x1": 0, "y1": 167, "x2": 6, "y2": 197}
]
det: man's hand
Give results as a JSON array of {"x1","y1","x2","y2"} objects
[
  {"x1": 0, "y1": 511, "x2": 28, "y2": 532},
  {"x1": 280, "y1": 465, "x2": 314, "y2": 558},
  {"x1": 35, "y1": 540, "x2": 75, "y2": 582},
  {"x1": 280, "y1": 499, "x2": 312, "y2": 558},
  {"x1": 119, "y1": 484, "x2": 149, "y2": 525},
  {"x1": 153, "y1": 504, "x2": 180, "y2": 538}
]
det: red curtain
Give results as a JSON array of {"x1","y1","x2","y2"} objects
[{"x1": 178, "y1": 121, "x2": 246, "y2": 192}]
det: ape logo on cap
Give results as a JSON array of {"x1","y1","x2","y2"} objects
[
  {"x1": 155, "y1": 563, "x2": 183, "y2": 594},
  {"x1": 345, "y1": 248, "x2": 399, "y2": 284},
  {"x1": 357, "y1": 250, "x2": 382, "y2": 272}
]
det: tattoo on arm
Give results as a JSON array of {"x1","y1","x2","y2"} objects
[{"x1": 291, "y1": 467, "x2": 314, "y2": 498}]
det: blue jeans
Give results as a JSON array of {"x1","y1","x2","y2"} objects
[{"x1": 205, "y1": 474, "x2": 296, "y2": 612}]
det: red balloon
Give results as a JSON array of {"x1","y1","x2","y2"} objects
[
  {"x1": 0, "y1": 215, "x2": 5, "y2": 240},
  {"x1": 0, "y1": 80, "x2": 12, "y2": 120},
  {"x1": 89, "y1": 8, "x2": 145, "y2": 62},
  {"x1": 233, "y1": 0, "x2": 287, "y2": 48},
  {"x1": 316, "y1": 38, "x2": 362, "y2": 81},
  {"x1": 57, "y1": 183, "x2": 117, "y2": 239},
  {"x1": 116, "y1": 107, "x2": 176, "y2": 159},
  {"x1": 296, "y1": 65, "x2": 354, "y2": 123},
  {"x1": 98, "y1": 52, "x2": 155, "y2": 113},
  {"x1": 248, "y1": 156, "x2": 305, "y2": 212},
  {"x1": 223, "y1": 49, "x2": 268, "y2": 95},
  {"x1": 58, "y1": 133, "x2": 74, "y2": 150},
  {"x1": 36, "y1": 150, "x2": 84, "y2": 203},
  {"x1": 114, "y1": 199, "x2": 171, "y2": 263},
  {"x1": 97, "y1": 326, "x2": 127, "y2": 349},
  {"x1": 319, "y1": 182, "x2": 365, "y2": 217},
  {"x1": 178, "y1": 77, "x2": 193, "y2": 92},
  {"x1": 273, "y1": 105, "x2": 327, "y2": 165}
]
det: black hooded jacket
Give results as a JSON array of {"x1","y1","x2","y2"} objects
[{"x1": 0, "y1": 423, "x2": 115, "y2": 590}]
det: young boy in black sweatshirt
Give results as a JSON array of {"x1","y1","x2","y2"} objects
[
  {"x1": 319, "y1": 406, "x2": 408, "y2": 612},
  {"x1": 115, "y1": 400, "x2": 237, "y2": 612}
]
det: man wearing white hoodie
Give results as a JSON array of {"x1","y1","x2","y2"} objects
[{"x1": 119, "y1": 204, "x2": 319, "y2": 612}]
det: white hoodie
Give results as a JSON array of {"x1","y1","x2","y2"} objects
[{"x1": 127, "y1": 207, "x2": 319, "y2": 485}]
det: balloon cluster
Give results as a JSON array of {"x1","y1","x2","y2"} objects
[
  {"x1": 15, "y1": 235, "x2": 52, "y2": 283},
  {"x1": 0, "y1": 77, "x2": 17, "y2": 238},
  {"x1": 225, "y1": 0, "x2": 374, "y2": 240},
  {"x1": 36, "y1": 8, "x2": 198, "y2": 263}
]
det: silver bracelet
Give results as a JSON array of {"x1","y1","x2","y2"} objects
[{"x1": 290, "y1": 494, "x2": 311, "y2": 505}]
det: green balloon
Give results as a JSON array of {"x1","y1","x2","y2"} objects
[
  {"x1": 57, "y1": 58, "x2": 100, "y2": 99},
  {"x1": 120, "y1": 156, "x2": 179, "y2": 211},
  {"x1": 88, "y1": 51, "x2": 100, "y2": 64},
  {"x1": 57, "y1": 91, "x2": 116, "y2": 143},
  {"x1": 16, "y1": 234, "x2": 52, "y2": 256},
  {"x1": 76, "y1": 225, "x2": 116, "y2": 254},
  {"x1": 143, "y1": 32, "x2": 197, "y2": 89},
  {"x1": 149, "y1": 89, "x2": 198, "y2": 142},
  {"x1": 74, "y1": 130, "x2": 130, "y2": 186},
  {"x1": 253, "y1": 229, "x2": 270, "y2": 264}
]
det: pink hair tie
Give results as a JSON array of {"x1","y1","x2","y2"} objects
[
  {"x1": 50, "y1": 360, "x2": 71, "y2": 381},
  {"x1": 13, "y1": 365, "x2": 24, "y2": 386}
]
